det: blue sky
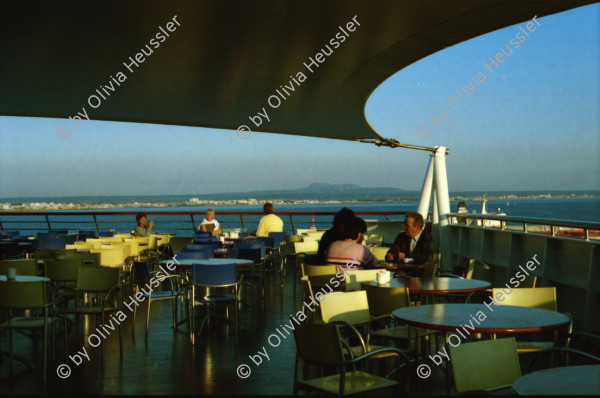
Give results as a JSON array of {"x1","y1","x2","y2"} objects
[{"x1": 0, "y1": 4, "x2": 598, "y2": 198}]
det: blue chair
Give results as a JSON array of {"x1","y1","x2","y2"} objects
[
  {"x1": 1, "y1": 231, "x2": 20, "y2": 239},
  {"x1": 131, "y1": 262, "x2": 187, "y2": 344},
  {"x1": 189, "y1": 262, "x2": 242, "y2": 344},
  {"x1": 0, "y1": 242, "x2": 20, "y2": 259},
  {"x1": 38, "y1": 237, "x2": 68, "y2": 250},
  {"x1": 37, "y1": 232, "x2": 58, "y2": 239},
  {"x1": 62, "y1": 235, "x2": 77, "y2": 245},
  {"x1": 99, "y1": 231, "x2": 115, "y2": 237},
  {"x1": 78, "y1": 230, "x2": 97, "y2": 239},
  {"x1": 177, "y1": 251, "x2": 213, "y2": 260},
  {"x1": 237, "y1": 248, "x2": 265, "y2": 297},
  {"x1": 194, "y1": 232, "x2": 211, "y2": 238},
  {"x1": 185, "y1": 244, "x2": 214, "y2": 252},
  {"x1": 51, "y1": 230, "x2": 68, "y2": 235},
  {"x1": 269, "y1": 232, "x2": 285, "y2": 247}
]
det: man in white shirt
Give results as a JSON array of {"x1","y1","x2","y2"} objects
[{"x1": 199, "y1": 208, "x2": 222, "y2": 236}]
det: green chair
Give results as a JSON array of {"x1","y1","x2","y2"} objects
[
  {"x1": 0, "y1": 281, "x2": 64, "y2": 381},
  {"x1": 449, "y1": 337, "x2": 521, "y2": 394},
  {"x1": 362, "y1": 284, "x2": 439, "y2": 358},
  {"x1": 63, "y1": 267, "x2": 122, "y2": 369},
  {"x1": 293, "y1": 322, "x2": 409, "y2": 395},
  {"x1": 492, "y1": 286, "x2": 566, "y2": 354},
  {"x1": 0, "y1": 259, "x2": 38, "y2": 277}
]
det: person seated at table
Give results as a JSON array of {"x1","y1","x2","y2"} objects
[
  {"x1": 256, "y1": 202, "x2": 284, "y2": 237},
  {"x1": 385, "y1": 212, "x2": 433, "y2": 266},
  {"x1": 198, "y1": 208, "x2": 222, "y2": 236},
  {"x1": 316, "y1": 207, "x2": 355, "y2": 263},
  {"x1": 326, "y1": 216, "x2": 376, "y2": 269},
  {"x1": 134, "y1": 213, "x2": 154, "y2": 237}
]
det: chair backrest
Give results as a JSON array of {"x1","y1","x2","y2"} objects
[
  {"x1": 369, "y1": 246, "x2": 389, "y2": 259},
  {"x1": 237, "y1": 248, "x2": 262, "y2": 264},
  {"x1": 491, "y1": 287, "x2": 557, "y2": 311},
  {"x1": 78, "y1": 230, "x2": 97, "y2": 239},
  {"x1": 44, "y1": 258, "x2": 82, "y2": 281},
  {"x1": 65, "y1": 251, "x2": 101, "y2": 267},
  {"x1": 449, "y1": 337, "x2": 521, "y2": 393},
  {"x1": 293, "y1": 322, "x2": 344, "y2": 363},
  {"x1": 294, "y1": 241, "x2": 318, "y2": 254},
  {"x1": 112, "y1": 240, "x2": 140, "y2": 256},
  {"x1": 269, "y1": 232, "x2": 285, "y2": 248},
  {"x1": 99, "y1": 231, "x2": 115, "y2": 237},
  {"x1": 363, "y1": 284, "x2": 410, "y2": 315},
  {"x1": 194, "y1": 232, "x2": 212, "y2": 238},
  {"x1": 0, "y1": 241, "x2": 20, "y2": 259},
  {"x1": 0, "y1": 281, "x2": 47, "y2": 308},
  {"x1": 306, "y1": 230, "x2": 326, "y2": 240},
  {"x1": 0, "y1": 259, "x2": 38, "y2": 276},
  {"x1": 153, "y1": 234, "x2": 171, "y2": 246},
  {"x1": 192, "y1": 262, "x2": 237, "y2": 286},
  {"x1": 169, "y1": 237, "x2": 193, "y2": 254},
  {"x1": 90, "y1": 247, "x2": 125, "y2": 267},
  {"x1": 320, "y1": 290, "x2": 371, "y2": 324},
  {"x1": 301, "y1": 235, "x2": 320, "y2": 243},
  {"x1": 256, "y1": 237, "x2": 274, "y2": 248},
  {"x1": 303, "y1": 263, "x2": 338, "y2": 277},
  {"x1": 133, "y1": 261, "x2": 151, "y2": 284},
  {"x1": 344, "y1": 269, "x2": 380, "y2": 291},
  {"x1": 423, "y1": 253, "x2": 441, "y2": 278},
  {"x1": 284, "y1": 234, "x2": 302, "y2": 245},
  {"x1": 177, "y1": 251, "x2": 212, "y2": 260},
  {"x1": 37, "y1": 232, "x2": 58, "y2": 238},
  {"x1": 75, "y1": 267, "x2": 120, "y2": 291},
  {"x1": 38, "y1": 236, "x2": 69, "y2": 250},
  {"x1": 186, "y1": 243, "x2": 215, "y2": 251}
]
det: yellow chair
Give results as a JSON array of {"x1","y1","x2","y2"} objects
[
  {"x1": 152, "y1": 234, "x2": 171, "y2": 246},
  {"x1": 302, "y1": 235, "x2": 321, "y2": 243},
  {"x1": 362, "y1": 284, "x2": 438, "y2": 357},
  {"x1": 90, "y1": 247, "x2": 126, "y2": 268},
  {"x1": 293, "y1": 322, "x2": 409, "y2": 395},
  {"x1": 0, "y1": 259, "x2": 38, "y2": 277},
  {"x1": 344, "y1": 269, "x2": 380, "y2": 291},
  {"x1": 422, "y1": 253, "x2": 440, "y2": 278},
  {"x1": 0, "y1": 281, "x2": 64, "y2": 381},
  {"x1": 65, "y1": 251, "x2": 101, "y2": 267},
  {"x1": 294, "y1": 241, "x2": 318, "y2": 256},
  {"x1": 112, "y1": 240, "x2": 140, "y2": 257},
  {"x1": 492, "y1": 287, "x2": 556, "y2": 311},
  {"x1": 492, "y1": 286, "x2": 562, "y2": 353},
  {"x1": 44, "y1": 258, "x2": 82, "y2": 283},
  {"x1": 319, "y1": 290, "x2": 398, "y2": 360},
  {"x1": 369, "y1": 246, "x2": 389, "y2": 260},
  {"x1": 449, "y1": 337, "x2": 521, "y2": 393},
  {"x1": 303, "y1": 263, "x2": 338, "y2": 277},
  {"x1": 306, "y1": 230, "x2": 325, "y2": 240}
]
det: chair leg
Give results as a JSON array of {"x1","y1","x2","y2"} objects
[
  {"x1": 43, "y1": 319, "x2": 48, "y2": 382},
  {"x1": 131, "y1": 297, "x2": 137, "y2": 340},
  {"x1": 145, "y1": 299, "x2": 151, "y2": 345},
  {"x1": 172, "y1": 297, "x2": 177, "y2": 331}
]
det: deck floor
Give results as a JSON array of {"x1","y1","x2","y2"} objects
[{"x1": 0, "y1": 265, "x2": 449, "y2": 395}]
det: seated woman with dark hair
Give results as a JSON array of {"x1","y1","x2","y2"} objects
[
  {"x1": 325, "y1": 216, "x2": 377, "y2": 269},
  {"x1": 134, "y1": 213, "x2": 154, "y2": 237}
]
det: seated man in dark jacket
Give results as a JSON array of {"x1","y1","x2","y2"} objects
[{"x1": 385, "y1": 212, "x2": 433, "y2": 266}]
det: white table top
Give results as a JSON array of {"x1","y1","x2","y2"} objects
[{"x1": 0, "y1": 275, "x2": 50, "y2": 282}]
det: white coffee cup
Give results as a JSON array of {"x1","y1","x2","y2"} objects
[
  {"x1": 377, "y1": 272, "x2": 387, "y2": 285},
  {"x1": 6, "y1": 268, "x2": 18, "y2": 281}
]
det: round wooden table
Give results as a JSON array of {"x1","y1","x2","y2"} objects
[
  {"x1": 512, "y1": 365, "x2": 600, "y2": 395},
  {"x1": 392, "y1": 303, "x2": 571, "y2": 333},
  {"x1": 364, "y1": 277, "x2": 491, "y2": 294}
]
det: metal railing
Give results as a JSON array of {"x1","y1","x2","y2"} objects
[
  {"x1": 448, "y1": 213, "x2": 600, "y2": 241},
  {"x1": 0, "y1": 210, "x2": 408, "y2": 236}
]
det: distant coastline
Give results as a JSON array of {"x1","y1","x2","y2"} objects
[{"x1": 1, "y1": 192, "x2": 598, "y2": 212}]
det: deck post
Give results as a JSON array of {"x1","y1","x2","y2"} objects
[{"x1": 433, "y1": 146, "x2": 452, "y2": 272}]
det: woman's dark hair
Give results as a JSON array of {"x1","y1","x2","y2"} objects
[
  {"x1": 342, "y1": 216, "x2": 367, "y2": 240},
  {"x1": 333, "y1": 207, "x2": 355, "y2": 228},
  {"x1": 136, "y1": 213, "x2": 146, "y2": 223}
]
